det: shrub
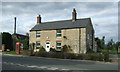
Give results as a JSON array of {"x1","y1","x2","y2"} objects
[
  {"x1": 35, "y1": 52, "x2": 111, "y2": 62},
  {"x1": 103, "y1": 53, "x2": 110, "y2": 62},
  {"x1": 62, "y1": 45, "x2": 72, "y2": 53},
  {"x1": 4, "y1": 51, "x2": 16, "y2": 54},
  {"x1": 50, "y1": 48, "x2": 56, "y2": 52},
  {"x1": 39, "y1": 46, "x2": 46, "y2": 52},
  {"x1": 22, "y1": 50, "x2": 31, "y2": 56}
]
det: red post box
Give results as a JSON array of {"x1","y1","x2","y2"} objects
[{"x1": 16, "y1": 42, "x2": 21, "y2": 54}]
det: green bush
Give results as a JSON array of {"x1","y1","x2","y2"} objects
[
  {"x1": 39, "y1": 46, "x2": 46, "y2": 52},
  {"x1": 16, "y1": 39, "x2": 29, "y2": 50},
  {"x1": 4, "y1": 51, "x2": 16, "y2": 54},
  {"x1": 50, "y1": 48, "x2": 56, "y2": 52},
  {"x1": 62, "y1": 45, "x2": 72, "y2": 53},
  {"x1": 22, "y1": 50, "x2": 31, "y2": 56},
  {"x1": 35, "y1": 52, "x2": 111, "y2": 62},
  {"x1": 101, "y1": 50, "x2": 119, "y2": 54}
]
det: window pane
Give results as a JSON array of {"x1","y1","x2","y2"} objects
[
  {"x1": 56, "y1": 30, "x2": 61, "y2": 37},
  {"x1": 36, "y1": 31, "x2": 41, "y2": 38},
  {"x1": 56, "y1": 34, "x2": 61, "y2": 37},
  {"x1": 56, "y1": 42, "x2": 61, "y2": 51},
  {"x1": 57, "y1": 30, "x2": 61, "y2": 33},
  {"x1": 57, "y1": 43, "x2": 61, "y2": 46},
  {"x1": 36, "y1": 42, "x2": 40, "y2": 47},
  {"x1": 56, "y1": 47, "x2": 61, "y2": 49}
]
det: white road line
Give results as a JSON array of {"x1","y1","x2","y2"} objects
[
  {"x1": 10, "y1": 63, "x2": 14, "y2": 65},
  {"x1": 18, "y1": 64, "x2": 25, "y2": 67},
  {"x1": 37, "y1": 66, "x2": 47, "y2": 69},
  {"x1": 47, "y1": 67, "x2": 59, "y2": 70},
  {"x1": 3, "y1": 62, "x2": 7, "y2": 64},
  {"x1": 27, "y1": 65, "x2": 38, "y2": 68},
  {"x1": 61, "y1": 69, "x2": 70, "y2": 70},
  {"x1": 3, "y1": 62, "x2": 72, "y2": 70}
]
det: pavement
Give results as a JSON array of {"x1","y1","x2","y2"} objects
[{"x1": 1, "y1": 54, "x2": 119, "y2": 71}]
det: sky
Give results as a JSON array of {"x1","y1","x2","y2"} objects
[{"x1": 0, "y1": 2, "x2": 119, "y2": 43}]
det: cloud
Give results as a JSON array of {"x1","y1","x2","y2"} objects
[{"x1": 1, "y1": 2, "x2": 118, "y2": 42}]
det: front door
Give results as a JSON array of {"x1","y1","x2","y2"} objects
[{"x1": 46, "y1": 42, "x2": 50, "y2": 52}]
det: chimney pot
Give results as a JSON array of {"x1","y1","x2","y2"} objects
[
  {"x1": 37, "y1": 15, "x2": 41, "y2": 24},
  {"x1": 72, "y1": 8, "x2": 77, "y2": 21}
]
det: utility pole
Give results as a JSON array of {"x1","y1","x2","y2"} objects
[{"x1": 14, "y1": 17, "x2": 16, "y2": 34}]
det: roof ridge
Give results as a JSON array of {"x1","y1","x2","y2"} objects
[{"x1": 40, "y1": 18, "x2": 90, "y2": 24}]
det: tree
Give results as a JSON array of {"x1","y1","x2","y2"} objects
[
  {"x1": 2, "y1": 32, "x2": 13, "y2": 51},
  {"x1": 95, "y1": 37, "x2": 102, "y2": 52},
  {"x1": 107, "y1": 39, "x2": 114, "y2": 50},
  {"x1": 101, "y1": 36, "x2": 106, "y2": 49},
  {"x1": 95, "y1": 36, "x2": 106, "y2": 52}
]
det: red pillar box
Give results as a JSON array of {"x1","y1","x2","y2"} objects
[{"x1": 16, "y1": 42, "x2": 21, "y2": 54}]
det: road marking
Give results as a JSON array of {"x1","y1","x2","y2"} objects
[
  {"x1": 37, "y1": 66, "x2": 47, "y2": 69},
  {"x1": 47, "y1": 67, "x2": 58, "y2": 70},
  {"x1": 27, "y1": 65, "x2": 38, "y2": 68},
  {"x1": 10, "y1": 63, "x2": 14, "y2": 65},
  {"x1": 61, "y1": 69, "x2": 70, "y2": 70},
  {"x1": 3, "y1": 62, "x2": 71, "y2": 70}
]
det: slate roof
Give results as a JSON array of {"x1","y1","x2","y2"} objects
[{"x1": 30, "y1": 18, "x2": 91, "y2": 31}]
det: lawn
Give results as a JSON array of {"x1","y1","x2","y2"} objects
[
  {"x1": 4, "y1": 51, "x2": 16, "y2": 54},
  {"x1": 101, "y1": 50, "x2": 120, "y2": 54}
]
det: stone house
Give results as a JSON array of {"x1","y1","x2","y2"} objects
[{"x1": 29, "y1": 8, "x2": 95, "y2": 54}]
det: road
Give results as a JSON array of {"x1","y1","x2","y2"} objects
[{"x1": 2, "y1": 54, "x2": 119, "y2": 71}]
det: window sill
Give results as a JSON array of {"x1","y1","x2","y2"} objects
[
  {"x1": 36, "y1": 37, "x2": 40, "y2": 39},
  {"x1": 56, "y1": 37, "x2": 62, "y2": 38}
]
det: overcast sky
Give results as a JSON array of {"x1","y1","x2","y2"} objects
[{"x1": 0, "y1": 2, "x2": 118, "y2": 43}]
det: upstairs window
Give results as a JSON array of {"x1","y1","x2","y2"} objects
[
  {"x1": 36, "y1": 31, "x2": 40, "y2": 38},
  {"x1": 56, "y1": 30, "x2": 61, "y2": 38}
]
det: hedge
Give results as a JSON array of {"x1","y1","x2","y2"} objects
[{"x1": 35, "y1": 52, "x2": 111, "y2": 62}]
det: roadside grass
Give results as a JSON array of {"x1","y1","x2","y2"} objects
[
  {"x1": 4, "y1": 51, "x2": 16, "y2": 54},
  {"x1": 101, "y1": 50, "x2": 120, "y2": 54}
]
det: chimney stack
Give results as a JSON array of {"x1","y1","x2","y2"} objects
[
  {"x1": 14, "y1": 17, "x2": 16, "y2": 34},
  {"x1": 26, "y1": 33, "x2": 29, "y2": 36},
  {"x1": 72, "y1": 8, "x2": 77, "y2": 21},
  {"x1": 37, "y1": 15, "x2": 41, "y2": 24}
]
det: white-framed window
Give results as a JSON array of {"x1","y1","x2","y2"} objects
[
  {"x1": 36, "y1": 41, "x2": 40, "y2": 49},
  {"x1": 56, "y1": 42, "x2": 62, "y2": 51},
  {"x1": 36, "y1": 31, "x2": 40, "y2": 38},
  {"x1": 56, "y1": 30, "x2": 61, "y2": 38}
]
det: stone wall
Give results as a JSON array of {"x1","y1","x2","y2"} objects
[{"x1": 30, "y1": 28, "x2": 87, "y2": 54}]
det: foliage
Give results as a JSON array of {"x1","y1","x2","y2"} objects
[
  {"x1": 95, "y1": 36, "x2": 120, "y2": 54},
  {"x1": 39, "y1": 46, "x2": 46, "y2": 52},
  {"x1": 35, "y1": 52, "x2": 111, "y2": 62},
  {"x1": 4, "y1": 51, "x2": 16, "y2": 54},
  {"x1": 2, "y1": 32, "x2": 13, "y2": 51},
  {"x1": 16, "y1": 39, "x2": 29, "y2": 50},
  {"x1": 50, "y1": 48, "x2": 56, "y2": 52},
  {"x1": 101, "y1": 50, "x2": 120, "y2": 54},
  {"x1": 62, "y1": 45, "x2": 72, "y2": 53},
  {"x1": 22, "y1": 50, "x2": 31, "y2": 56},
  {"x1": 29, "y1": 43, "x2": 35, "y2": 55},
  {"x1": 95, "y1": 36, "x2": 106, "y2": 52}
]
